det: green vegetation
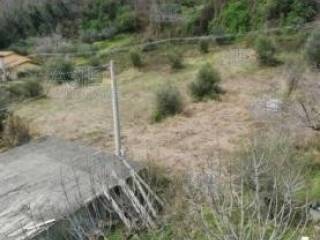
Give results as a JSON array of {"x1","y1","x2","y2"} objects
[
  {"x1": 167, "y1": 50, "x2": 184, "y2": 70},
  {"x1": 0, "y1": 80, "x2": 42, "y2": 145},
  {"x1": 199, "y1": 39, "x2": 209, "y2": 53},
  {"x1": 6, "y1": 80, "x2": 44, "y2": 100},
  {"x1": 0, "y1": 109, "x2": 7, "y2": 132},
  {"x1": 0, "y1": 90, "x2": 9, "y2": 132},
  {"x1": 48, "y1": 58, "x2": 74, "y2": 84},
  {"x1": 130, "y1": 49, "x2": 143, "y2": 68},
  {"x1": 1, "y1": 0, "x2": 320, "y2": 238},
  {"x1": 1, "y1": 0, "x2": 318, "y2": 49},
  {"x1": 87, "y1": 55, "x2": 101, "y2": 67},
  {"x1": 189, "y1": 63, "x2": 222, "y2": 101},
  {"x1": 305, "y1": 28, "x2": 320, "y2": 69},
  {"x1": 255, "y1": 35, "x2": 278, "y2": 66},
  {"x1": 2, "y1": 114, "x2": 31, "y2": 148},
  {"x1": 152, "y1": 85, "x2": 183, "y2": 122},
  {"x1": 21, "y1": 80, "x2": 44, "y2": 98},
  {"x1": 211, "y1": 26, "x2": 235, "y2": 45},
  {"x1": 264, "y1": 0, "x2": 317, "y2": 26},
  {"x1": 220, "y1": 0, "x2": 251, "y2": 33},
  {"x1": 218, "y1": 0, "x2": 317, "y2": 34},
  {"x1": 274, "y1": 31, "x2": 309, "y2": 51}
]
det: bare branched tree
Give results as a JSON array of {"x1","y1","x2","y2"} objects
[
  {"x1": 288, "y1": 67, "x2": 320, "y2": 131},
  {"x1": 180, "y1": 134, "x2": 309, "y2": 240}
]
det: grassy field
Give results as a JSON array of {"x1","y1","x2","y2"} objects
[
  {"x1": 13, "y1": 40, "x2": 310, "y2": 171},
  {"x1": 3, "y1": 31, "x2": 320, "y2": 239},
  {"x1": 1, "y1": 1, "x2": 320, "y2": 238}
]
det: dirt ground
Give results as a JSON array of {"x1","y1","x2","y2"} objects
[{"x1": 15, "y1": 47, "x2": 309, "y2": 171}]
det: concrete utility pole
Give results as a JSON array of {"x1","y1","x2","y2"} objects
[{"x1": 109, "y1": 60, "x2": 122, "y2": 157}]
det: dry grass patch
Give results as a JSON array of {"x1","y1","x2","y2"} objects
[{"x1": 13, "y1": 47, "x2": 282, "y2": 170}]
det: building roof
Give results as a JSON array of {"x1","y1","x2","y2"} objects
[
  {"x1": 0, "y1": 51, "x2": 14, "y2": 57},
  {"x1": 0, "y1": 137, "x2": 140, "y2": 240},
  {"x1": 0, "y1": 51, "x2": 36, "y2": 70}
]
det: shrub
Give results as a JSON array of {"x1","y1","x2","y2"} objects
[
  {"x1": 265, "y1": 0, "x2": 317, "y2": 25},
  {"x1": 6, "y1": 84, "x2": 25, "y2": 100},
  {"x1": 181, "y1": 0, "x2": 196, "y2": 7},
  {"x1": 17, "y1": 69, "x2": 41, "y2": 79},
  {"x1": 76, "y1": 43, "x2": 97, "y2": 58},
  {"x1": 305, "y1": 29, "x2": 320, "y2": 69},
  {"x1": 275, "y1": 32, "x2": 308, "y2": 51},
  {"x1": 116, "y1": 6, "x2": 137, "y2": 33},
  {"x1": 287, "y1": 0, "x2": 317, "y2": 26},
  {"x1": 2, "y1": 114, "x2": 31, "y2": 147},
  {"x1": 167, "y1": 51, "x2": 184, "y2": 70},
  {"x1": 199, "y1": 39, "x2": 209, "y2": 53},
  {"x1": 48, "y1": 58, "x2": 74, "y2": 84},
  {"x1": 80, "y1": 27, "x2": 118, "y2": 43},
  {"x1": 8, "y1": 41, "x2": 30, "y2": 56},
  {"x1": 221, "y1": 0, "x2": 251, "y2": 33},
  {"x1": 183, "y1": 3, "x2": 214, "y2": 35},
  {"x1": 238, "y1": 133, "x2": 307, "y2": 214},
  {"x1": 189, "y1": 63, "x2": 222, "y2": 101},
  {"x1": 254, "y1": 36, "x2": 278, "y2": 66},
  {"x1": 22, "y1": 80, "x2": 44, "y2": 98},
  {"x1": 152, "y1": 85, "x2": 183, "y2": 122},
  {"x1": 6, "y1": 80, "x2": 44, "y2": 100},
  {"x1": 130, "y1": 49, "x2": 143, "y2": 68},
  {"x1": 0, "y1": 89, "x2": 9, "y2": 132},
  {"x1": 0, "y1": 110, "x2": 7, "y2": 133},
  {"x1": 180, "y1": 132, "x2": 308, "y2": 240},
  {"x1": 209, "y1": 24, "x2": 235, "y2": 45},
  {"x1": 88, "y1": 55, "x2": 101, "y2": 67}
]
